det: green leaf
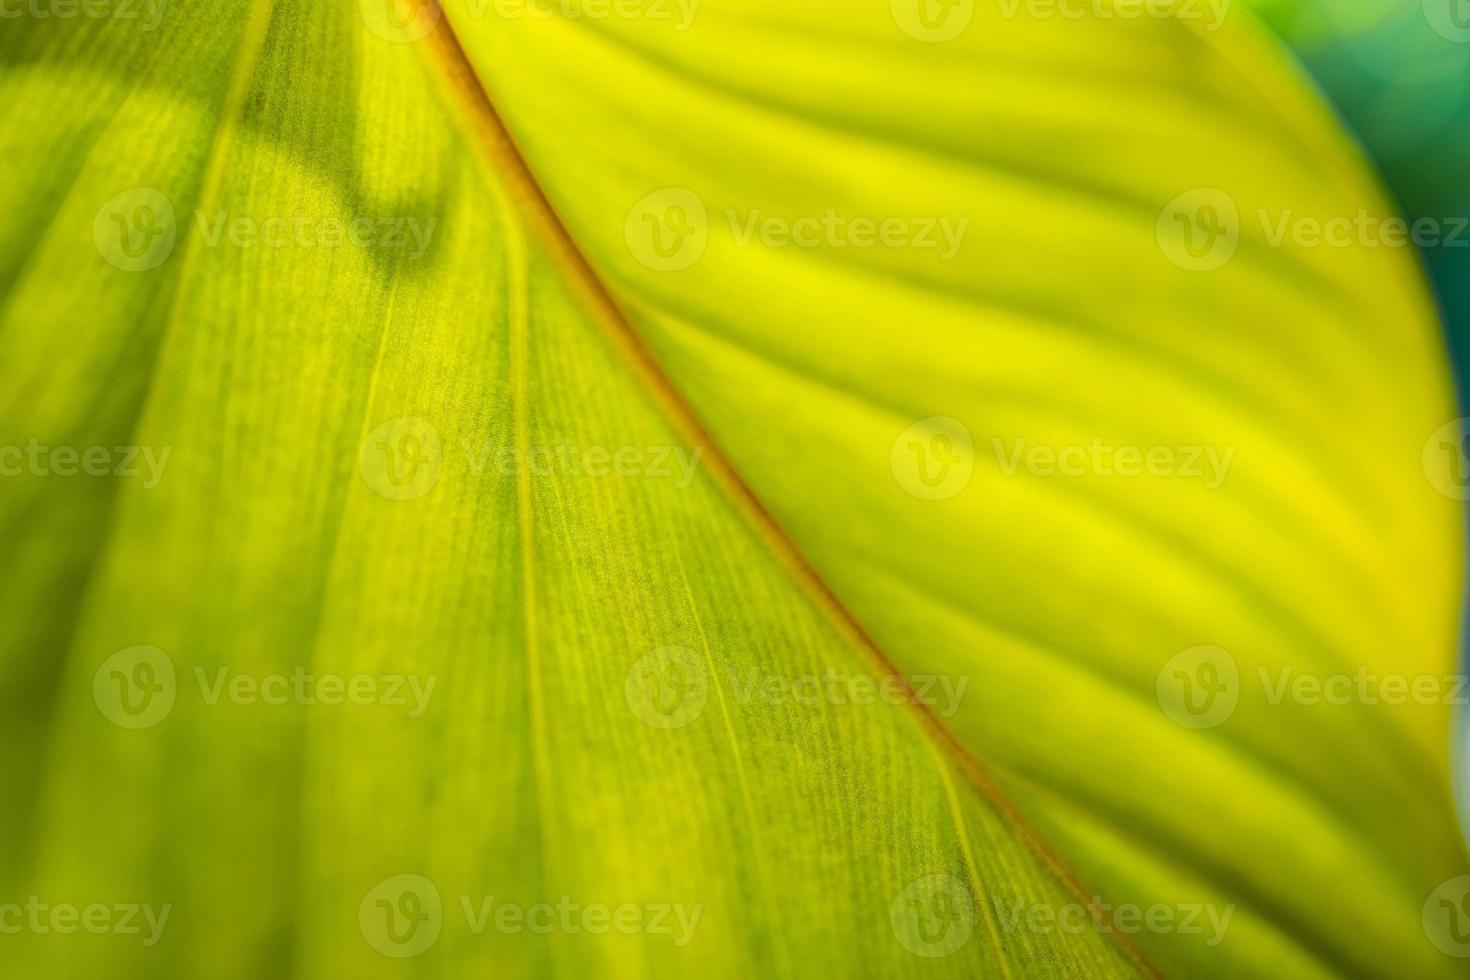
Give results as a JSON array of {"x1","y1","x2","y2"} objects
[
  {"x1": 0, "y1": 2, "x2": 1464, "y2": 978},
  {"x1": 1236, "y1": 0, "x2": 1470, "y2": 367}
]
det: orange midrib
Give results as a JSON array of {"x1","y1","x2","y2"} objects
[{"x1": 413, "y1": 6, "x2": 1163, "y2": 977}]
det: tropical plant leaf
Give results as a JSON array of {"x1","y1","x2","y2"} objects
[
  {"x1": 0, "y1": 1, "x2": 1464, "y2": 979},
  {"x1": 1237, "y1": 0, "x2": 1470, "y2": 374}
]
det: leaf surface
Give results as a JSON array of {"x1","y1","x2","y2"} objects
[{"x1": 0, "y1": 2, "x2": 1464, "y2": 978}]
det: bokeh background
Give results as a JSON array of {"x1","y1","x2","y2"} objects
[
  {"x1": 1247, "y1": 0, "x2": 1470, "y2": 377},
  {"x1": 1247, "y1": 0, "x2": 1470, "y2": 834}
]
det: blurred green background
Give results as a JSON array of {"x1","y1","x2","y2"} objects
[
  {"x1": 1248, "y1": 0, "x2": 1470, "y2": 828},
  {"x1": 1247, "y1": 0, "x2": 1470, "y2": 381}
]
